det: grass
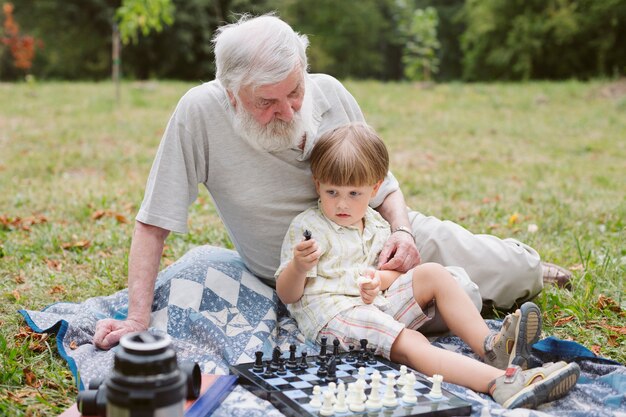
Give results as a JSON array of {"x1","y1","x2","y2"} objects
[{"x1": 1, "y1": 79, "x2": 624, "y2": 415}]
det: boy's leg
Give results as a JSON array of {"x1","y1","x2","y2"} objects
[
  {"x1": 408, "y1": 263, "x2": 492, "y2": 356},
  {"x1": 408, "y1": 211, "x2": 543, "y2": 310}
]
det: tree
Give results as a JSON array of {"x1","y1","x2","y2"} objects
[
  {"x1": 1, "y1": 2, "x2": 43, "y2": 78},
  {"x1": 401, "y1": 7, "x2": 440, "y2": 81}
]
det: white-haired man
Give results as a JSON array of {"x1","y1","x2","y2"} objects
[{"x1": 93, "y1": 14, "x2": 570, "y2": 350}]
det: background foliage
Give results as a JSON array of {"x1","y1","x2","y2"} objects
[{"x1": 2, "y1": 0, "x2": 625, "y2": 81}]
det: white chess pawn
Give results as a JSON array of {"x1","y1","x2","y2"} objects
[
  {"x1": 334, "y1": 382, "x2": 349, "y2": 413},
  {"x1": 401, "y1": 372, "x2": 417, "y2": 404},
  {"x1": 320, "y1": 390, "x2": 335, "y2": 416},
  {"x1": 365, "y1": 372, "x2": 382, "y2": 410},
  {"x1": 348, "y1": 382, "x2": 365, "y2": 412},
  {"x1": 309, "y1": 385, "x2": 322, "y2": 408},
  {"x1": 382, "y1": 373, "x2": 398, "y2": 407},
  {"x1": 396, "y1": 365, "x2": 408, "y2": 386},
  {"x1": 429, "y1": 374, "x2": 443, "y2": 399},
  {"x1": 327, "y1": 381, "x2": 337, "y2": 404}
]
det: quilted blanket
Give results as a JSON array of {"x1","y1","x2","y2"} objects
[{"x1": 19, "y1": 245, "x2": 625, "y2": 417}]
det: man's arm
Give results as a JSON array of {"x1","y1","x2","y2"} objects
[
  {"x1": 375, "y1": 189, "x2": 421, "y2": 272},
  {"x1": 93, "y1": 221, "x2": 169, "y2": 349}
]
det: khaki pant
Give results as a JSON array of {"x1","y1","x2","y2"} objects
[{"x1": 408, "y1": 210, "x2": 543, "y2": 311}]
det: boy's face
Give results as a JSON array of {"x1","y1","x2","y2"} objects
[{"x1": 315, "y1": 180, "x2": 382, "y2": 229}]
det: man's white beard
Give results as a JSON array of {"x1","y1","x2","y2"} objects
[{"x1": 232, "y1": 105, "x2": 306, "y2": 153}]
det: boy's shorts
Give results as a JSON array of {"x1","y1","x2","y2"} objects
[{"x1": 317, "y1": 265, "x2": 479, "y2": 359}]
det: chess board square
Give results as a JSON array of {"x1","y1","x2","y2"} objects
[
  {"x1": 298, "y1": 373, "x2": 319, "y2": 381},
  {"x1": 266, "y1": 377, "x2": 289, "y2": 386},
  {"x1": 283, "y1": 376, "x2": 300, "y2": 382},
  {"x1": 284, "y1": 389, "x2": 308, "y2": 400},
  {"x1": 290, "y1": 380, "x2": 313, "y2": 389}
]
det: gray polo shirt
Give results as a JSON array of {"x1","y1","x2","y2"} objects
[{"x1": 137, "y1": 73, "x2": 399, "y2": 283}]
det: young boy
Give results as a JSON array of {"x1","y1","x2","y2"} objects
[{"x1": 275, "y1": 123, "x2": 579, "y2": 409}]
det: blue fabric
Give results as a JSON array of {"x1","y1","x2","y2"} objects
[
  {"x1": 18, "y1": 245, "x2": 626, "y2": 417},
  {"x1": 532, "y1": 336, "x2": 622, "y2": 365}
]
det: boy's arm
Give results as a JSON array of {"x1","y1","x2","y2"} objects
[
  {"x1": 276, "y1": 236, "x2": 320, "y2": 304},
  {"x1": 276, "y1": 262, "x2": 309, "y2": 304}
]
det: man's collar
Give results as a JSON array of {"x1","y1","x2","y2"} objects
[{"x1": 296, "y1": 74, "x2": 331, "y2": 161}]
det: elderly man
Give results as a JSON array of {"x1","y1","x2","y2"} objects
[{"x1": 93, "y1": 14, "x2": 569, "y2": 350}]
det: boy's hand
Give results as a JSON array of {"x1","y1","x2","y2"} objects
[
  {"x1": 358, "y1": 269, "x2": 381, "y2": 304},
  {"x1": 292, "y1": 238, "x2": 320, "y2": 273}
]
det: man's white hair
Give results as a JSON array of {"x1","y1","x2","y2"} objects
[{"x1": 212, "y1": 14, "x2": 309, "y2": 94}]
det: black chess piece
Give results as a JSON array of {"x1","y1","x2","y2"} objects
[
  {"x1": 367, "y1": 347, "x2": 377, "y2": 365},
  {"x1": 298, "y1": 351, "x2": 309, "y2": 370},
  {"x1": 271, "y1": 346, "x2": 281, "y2": 371},
  {"x1": 253, "y1": 351, "x2": 264, "y2": 373},
  {"x1": 356, "y1": 339, "x2": 368, "y2": 368},
  {"x1": 316, "y1": 360, "x2": 328, "y2": 378},
  {"x1": 317, "y1": 336, "x2": 328, "y2": 365},
  {"x1": 332, "y1": 338, "x2": 342, "y2": 364},
  {"x1": 346, "y1": 345, "x2": 356, "y2": 363},
  {"x1": 303, "y1": 229, "x2": 312, "y2": 240},
  {"x1": 286, "y1": 344, "x2": 298, "y2": 370},
  {"x1": 326, "y1": 356, "x2": 337, "y2": 383},
  {"x1": 277, "y1": 358, "x2": 287, "y2": 375},
  {"x1": 262, "y1": 360, "x2": 274, "y2": 378}
]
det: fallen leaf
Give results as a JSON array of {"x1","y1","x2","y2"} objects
[
  {"x1": 91, "y1": 209, "x2": 130, "y2": 224},
  {"x1": 554, "y1": 316, "x2": 575, "y2": 326},
  {"x1": 11, "y1": 289, "x2": 21, "y2": 301},
  {"x1": 597, "y1": 294, "x2": 621, "y2": 312},
  {"x1": 590, "y1": 345, "x2": 601, "y2": 355},
  {"x1": 23, "y1": 367, "x2": 41, "y2": 388},
  {"x1": 603, "y1": 325, "x2": 626, "y2": 335},
  {"x1": 14, "y1": 270, "x2": 26, "y2": 284},
  {"x1": 50, "y1": 285, "x2": 66, "y2": 295},
  {"x1": 607, "y1": 335, "x2": 619, "y2": 347},
  {"x1": 570, "y1": 264, "x2": 584, "y2": 271},
  {"x1": 91, "y1": 209, "x2": 106, "y2": 220},
  {"x1": 45, "y1": 258, "x2": 62, "y2": 271},
  {"x1": 61, "y1": 240, "x2": 91, "y2": 250},
  {"x1": 70, "y1": 340, "x2": 78, "y2": 350}
]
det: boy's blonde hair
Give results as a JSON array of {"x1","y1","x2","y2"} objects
[{"x1": 310, "y1": 123, "x2": 389, "y2": 186}]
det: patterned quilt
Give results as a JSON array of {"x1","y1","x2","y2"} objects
[{"x1": 19, "y1": 245, "x2": 625, "y2": 417}]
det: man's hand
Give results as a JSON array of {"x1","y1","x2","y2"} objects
[
  {"x1": 358, "y1": 269, "x2": 381, "y2": 304},
  {"x1": 377, "y1": 231, "x2": 420, "y2": 272},
  {"x1": 93, "y1": 318, "x2": 146, "y2": 350},
  {"x1": 292, "y1": 238, "x2": 320, "y2": 273}
]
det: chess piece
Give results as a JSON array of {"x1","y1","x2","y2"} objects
[
  {"x1": 326, "y1": 356, "x2": 338, "y2": 383},
  {"x1": 286, "y1": 344, "x2": 298, "y2": 370},
  {"x1": 316, "y1": 360, "x2": 328, "y2": 378},
  {"x1": 318, "y1": 336, "x2": 328, "y2": 365},
  {"x1": 348, "y1": 383, "x2": 365, "y2": 412},
  {"x1": 346, "y1": 345, "x2": 356, "y2": 363},
  {"x1": 252, "y1": 351, "x2": 264, "y2": 373},
  {"x1": 276, "y1": 358, "x2": 287, "y2": 375},
  {"x1": 262, "y1": 360, "x2": 274, "y2": 378},
  {"x1": 382, "y1": 373, "x2": 398, "y2": 407},
  {"x1": 402, "y1": 372, "x2": 417, "y2": 404},
  {"x1": 334, "y1": 382, "x2": 349, "y2": 413},
  {"x1": 429, "y1": 374, "x2": 443, "y2": 399},
  {"x1": 365, "y1": 371, "x2": 382, "y2": 410},
  {"x1": 367, "y1": 347, "x2": 377, "y2": 365},
  {"x1": 396, "y1": 365, "x2": 408, "y2": 386},
  {"x1": 332, "y1": 338, "x2": 342, "y2": 364},
  {"x1": 320, "y1": 390, "x2": 334, "y2": 416},
  {"x1": 327, "y1": 382, "x2": 337, "y2": 404},
  {"x1": 356, "y1": 339, "x2": 368, "y2": 367},
  {"x1": 270, "y1": 346, "x2": 281, "y2": 371},
  {"x1": 299, "y1": 351, "x2": 309, "y2": 370},
  {"x1": 303, "y1": 229, "x2": 312, "y2": 240},
  {"x1": 309, "y1": 385, "x2": 322, "y2": 408}
]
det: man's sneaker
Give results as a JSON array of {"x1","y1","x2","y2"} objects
[
  {"x1": 489, "y1": 362, "x2": 580, "y2": 409},
  {"x1": 484, "y1": 302, "x2": 542, "y2": 370},
  {"x1": 542, "y1": 262, "x2": 573, "y2": 289}
]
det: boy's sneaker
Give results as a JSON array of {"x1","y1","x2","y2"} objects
[
  {"x1": 484, "y1": 302, "x2": 542, "y2": 370},
  {"x1": 489, "y1": 362, "x2": 580, "y2": 409}
]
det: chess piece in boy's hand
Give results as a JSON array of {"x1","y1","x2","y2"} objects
[
  {"x1": 357, "y1": 268, "x2": 381, "y2": 305},
  {"x1": 291, "y1": 229, "x2": 319, "y2": 274}
]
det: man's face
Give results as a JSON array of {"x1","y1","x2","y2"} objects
[{"x1": 230, "y1": 67, "x2": 306, "y2": 152}]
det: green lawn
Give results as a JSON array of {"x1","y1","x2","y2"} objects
[{"x1": 0, "y1": 80, "x2": 624, "y2": 416}]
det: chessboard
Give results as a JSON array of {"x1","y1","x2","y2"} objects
[{"x1": 230, "y1": 338, "x2": 472, "y2": 417}]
